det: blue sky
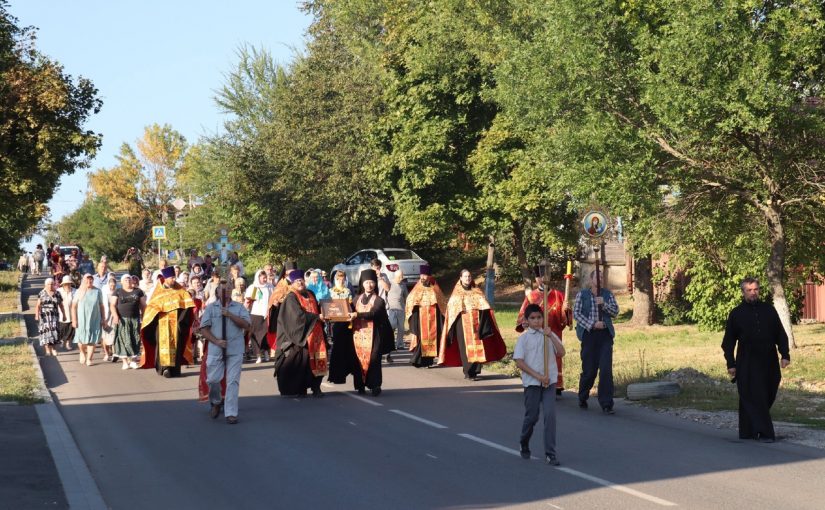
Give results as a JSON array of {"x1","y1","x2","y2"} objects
[{"x1": 9, "y1": 1, "x2": 310, "y2": 250}]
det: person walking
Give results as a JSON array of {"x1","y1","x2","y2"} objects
[
  {"x1": 17, "y1": 252, "x2": 28, "y2": 274},
  {"x1": 573, "y1": 269, "x2": 620, "y2": 413},
  {"x1": 439, "y1": 269, "x2": 507, "y2": 380},
  {"x1": 32, "y1": 244, "x2": 45, "y2": 276},
  {"x1": 111, "y1": 274, "x2": 146, "y2": 370},
  {"x1": 348, "y1": 269, "x2": 394, "y2": 396},
  {"x1": 35, "y1": 278, "x2": 65, "y2": 356},
  {"x1": 722, "y1": 277, "x2": 791, "y2": 442},
  {"x1": 199, "y1": 280, "x2": 251, "y2": 424},
  {"x1": 72, "y1": 274, "x2": 105, "y2": 366},
  {"x1": 100, "y1": 277, "x2": 118, "y2": 361},
  {"x1": 385, "y1": 270, "x2": 408, "y2": 362},
  {"x1": 245, "y1": 270, "x2": 274, "y2": 364},
  {"x1": 124, "y1": 247, "x2": 143, "y2": 277},
  {"x1": 515, "y1": 304, "x2": 565, "y2": 465},
  {"x1": 57, "y1": 275, "x2": 76, "y2": 351},
  {"x1": 406, "y1": 265, "x2": 447, "y2": 368}
]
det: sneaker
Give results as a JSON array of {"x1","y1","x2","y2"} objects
[
  {"x1": 578, "y1": 399, "x2": 588, "y2": 409},
  {"x1": 226, "y1": 416, "x2": 238, "y2": 425},
  {"x1": 519, "y1": 443, "x2": 530, "y2": 460},
  {"x1": 602, "y1": 406, "x2": 615, "y2": 415},
  {"x1": 129, "y1": 361, "x2": 139, "y2": 369},
  {"x1": 255, "y1": 357, "x2": 262, "y2": 364},
  {"x1": 545, "y1": 454, "x2": 560, "y2": 466},
  {"x1": 263, "y1": 353, "x2": 270, "y2": 362}
]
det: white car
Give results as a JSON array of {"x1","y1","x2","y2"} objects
[{"x1": 331, "y1": 248, "x2": 427, "y2": 288}]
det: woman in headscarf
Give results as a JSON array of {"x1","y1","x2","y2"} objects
[
  {"x1": 100, "y1": 276, "x2": 118, "y2": 361},
  {"x1": 57, "y1": 275, "x2": 76, "y2": 350},
  {"x1": 245, "y1": 269, "x2": 274, "y2": 363},
  {"x1": 177, "y1": 271, "x2": 190, "y2": 288},
  {"x1": 348, "y1": 269, "x2": 394, "y2": 396},
  {"x1": 327, "y1": 270, "x2": 358, "y2": 386},
  {"x1": 139, "y1": 268, "x2": 153, "y2": 293},
  {"x1": 71, "y1": 273, "x2": 105, "y2": 366},
  {"x1": 306, "y1": 268, "x2": 331, "y2": 301},
  {"x1": 35, "y1": 278, "x2": 65, "y2": 356},
  {"x1": 439, "y1": 269, "x2": 507, "y2": 380},
  {"x1": 112, "y1": 274, "x2": 146, "y2": 369}
]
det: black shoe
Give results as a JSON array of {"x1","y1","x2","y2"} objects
[
  {"x1": 312, "y1": 389, "x2": 324, "y2": 398},
  {"x1": 545, "y1": 454, "x2": 560, "y2": 466},
  {"x1": 578, "y1": 399, "x2": 588, "y2": 409},
  {"x1": 556, "y1": 388, "x2": 563, "y2": 396},
  {"x1": 519, "y1": 443, "x2": 530, "y2": 460},
  {"x1": 602, "y1": 406, "x2": 615, "y2": 415},
  {"x1": 162, "y1": 368, "x2": 172, "y2": 378},
  {"x1": 386, "y1": 354, "x2": 393, "y2": 363},
  {"x1": 758, "y1": 436, "x2": 775, "y2": 443},
  {"x1": 357, "y1": 388, "x2": 366, "y2": 395},
  {"x1": 371, "y1": 387, "x2": 382, "y2": 397}
]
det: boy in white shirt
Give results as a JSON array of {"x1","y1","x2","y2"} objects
[{"x1": 514, "y1": 303, "x2": 565, "y2": 465}]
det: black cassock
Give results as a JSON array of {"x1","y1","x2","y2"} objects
[
  {"x1": 722, "y1": 301, "x2": 790, "y2": 440},
  {"x1": 352, "y1": 294, "x2": 394, "y2": 392},
  {"x1": 444, "y1": 309, "x2": 496, "y2": 379},
  {"x1": 328, "y1": 318, "x2": 358, "y2": 385},
  {"x1": 273, "y1": 291, "x2": 322, "y2": 396}
]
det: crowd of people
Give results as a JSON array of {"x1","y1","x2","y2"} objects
[{"x1": 32, "y1": 245, "x2": 791, "y2": 464}]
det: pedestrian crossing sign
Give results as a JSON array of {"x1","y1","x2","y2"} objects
[{"x1": 152, "y1": 226, "x2": 167, "y2": 240}]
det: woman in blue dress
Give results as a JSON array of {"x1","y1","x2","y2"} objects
[{"x1": 71, "y1": 273, "x2": 105, "y2": 366}]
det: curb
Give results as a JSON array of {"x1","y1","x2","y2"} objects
[{"x1": 21, "y1": 272, "x2": 108, "y2": 509}]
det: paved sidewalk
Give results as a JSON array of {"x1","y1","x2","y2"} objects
[{"x1": 0, "y1": 273, "x2": 105, "y2": 510}]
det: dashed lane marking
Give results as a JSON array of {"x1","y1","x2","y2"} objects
[{"x1": 389, "y1": 409, "x2": 448, "y2": 429}]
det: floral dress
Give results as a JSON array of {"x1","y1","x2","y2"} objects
[{"x1": 38, "y1": 290, "x2": 63, "y2": 346}]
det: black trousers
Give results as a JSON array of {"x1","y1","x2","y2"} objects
[{"x1": 578, "y1": 328, "x2": 614, "y2": 409}]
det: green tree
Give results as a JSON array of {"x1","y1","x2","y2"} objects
[
  {"x1": 0, "y1": 2, "x2": 101, "y2": 255},
  {"x1": 55, "y1": 196, "x2": 143, "y2": 260},
  {"x1": 496, "y1": 0, "x2": 825, "y2": 342}
]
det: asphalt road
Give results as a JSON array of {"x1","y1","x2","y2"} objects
[{"x1": 28, "y1": 276, "x2": 825, "y2": 509}]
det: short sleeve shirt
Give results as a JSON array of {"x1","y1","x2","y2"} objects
[
  {"x1": 199, "y1": 301, "x2": 250, "y2": 356},
  {"x1": 114, "y1": 288, "x2": 145, "y2": 318},
  {"x1": 513, "y1": 328, "x2": 558, "y2": 387}
]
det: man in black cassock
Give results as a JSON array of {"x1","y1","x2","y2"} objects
[
  {"x1": 722, "y1": 277, "x2": 791, "y2": 442},
  {"x1": 273, "y1": 269, "x2": 328, "y2": 397},
  {"x1": 349, "y1": 269, "x2": 393, "y2": 396}
]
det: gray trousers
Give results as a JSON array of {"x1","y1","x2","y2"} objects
[
  {"x1": 520, "y1": 384, "x2": 557, "y2": 456},
  {"x1": 387, "y1": 309, "x2": 406, "y2": 349},
  {"x1": 206, "y1": 351, "x2": 243, "y2": 417}
]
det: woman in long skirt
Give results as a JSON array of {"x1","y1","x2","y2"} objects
[
  {"x1": 112, "y1": 274, "x2": 146, "y2": 369},
  {"x1": 72, "y1": 273, "x2": 105, "y2": 366},
  {"x1": 35, "y1": 278, "x2": 65, "y2": 356}
]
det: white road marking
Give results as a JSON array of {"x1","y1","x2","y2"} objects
[
  {"x1": 426, "y1": 453, "x2": 438, "y2": 459},
  {"x1": 458, "y1": 433, "x2": 677, "y2": 507},
  {"x1": 546, "y1": 504, "x2": 563, "y2": 510},
  {"x1": 348, "y1": 421, "x2": 357, "y2": 426},
  {"x1": 342, "y1": 391, "x2": 384, "y2": 407},
  {"x1": 389, "y1": 409, "x2": 448, "y2": 429}
]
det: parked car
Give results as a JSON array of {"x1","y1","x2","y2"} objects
[{"x1": 331, "y1": 248, "x2": 427, "y2": 288}]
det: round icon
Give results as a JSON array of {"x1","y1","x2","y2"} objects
[{"x1": 582, "y1": 211, "x2": 608, "y2": 238}]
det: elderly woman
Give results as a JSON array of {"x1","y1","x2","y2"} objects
[
  {"x1": 100, "y1": 276, "x2": 118, "y2": 361},
  {"x1": 57, "y1": 275, "x2": 76, "y2": 350},
  {"x1": 72, "y1": 273, "x2": 105, "y2": 366},
  {"x1": 35, "y1": 278, "x2": 66, "y2": 356},
  {"x1": 306, "y1": 269, "x2": 331, "y2": 301},
  {"x1": 112, "y1": 274, "x2": 146, "y2": 369}
]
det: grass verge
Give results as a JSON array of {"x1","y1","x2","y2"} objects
[
  {"x1": 0, "y1": 315, "x2": 20, "y2": 338},
  {"x1": 490, "y1": 302, "x2": 825, "y2": 429},
  {"x1": 0, "y1": 271, "x2": 19, "y2": 313},
  {"x1": 0, "y1": 341, "x2": 43, "y2": 404}
]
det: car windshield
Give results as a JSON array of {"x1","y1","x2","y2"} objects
[{"x1": 382, "y1": 249, "x2": 420, "y2": 261}]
